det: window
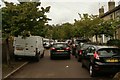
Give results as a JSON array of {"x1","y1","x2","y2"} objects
[{"x1": 98, "y1": 48, "x2": 120, "y2": 56}]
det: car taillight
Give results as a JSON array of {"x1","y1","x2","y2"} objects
[
  {"x1": 79, "y1": 50, "x2": 82, "y2": 55},
  {"x1": 51, "y1": 47, "x2": 56, "y2": 50},
  {"x1": 66, "y1": 47, "x2": 70, "y2": 50},
  {"x1": 94, "y1": 51, "x2": 100, "y2": 60}
]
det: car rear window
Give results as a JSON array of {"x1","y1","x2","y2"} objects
[
  {"x1": 53, "y1": 44, "x2": 67, "y2": 48},
  {"x1": 98, "y1": 48, "x2": 120, "y2": 56},
  {"x1": 81, "y1": 44, "x2": 90, "y2": 49}
]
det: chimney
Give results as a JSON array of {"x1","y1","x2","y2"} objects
[
  {"x1": 108, "y1": 0, "x2": 115, "y2": 11},
  {"x1": 99, "y1": 6, "x2": 104, "y2": 16}
]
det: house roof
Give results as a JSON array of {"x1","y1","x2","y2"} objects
[{"x1": 100, "y1": 5, "x2": 120, "y2": 18}]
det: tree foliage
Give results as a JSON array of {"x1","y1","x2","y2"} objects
[
  {"x1": 49, "y1": 13, "x2": 119, "y2": 41},
  {"x1": 74, "y1": 14, "x2": 119, "y2": 42},
  {"x1": 2, "y1": 1, "x2": 51, "y2": 37},
  {"x1": 50, "y1": 23, "x2": 74, "y2": 40}
]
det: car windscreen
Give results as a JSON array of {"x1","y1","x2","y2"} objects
[
  {"x1": 53, "y1": 44, "x2": 67, "y2": 48},
  {"x1": 98, "y1": 48, "x2": 120, "y2": 56}
]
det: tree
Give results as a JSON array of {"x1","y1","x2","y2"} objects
[
  {"x1": 74, "y1": 14, "x2": 96, "y2": 39},
  {"x1": 60, "y1": 23, "x2": 74, "y2": 39},
  {"x1": 2, "y1": 1, "x2": 51, "y2": 37},
  {"x1": 2, "y1": 1, "x2": 51, "y2": 65}
]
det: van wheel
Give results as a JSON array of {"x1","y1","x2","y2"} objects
[
  {"x1": 41, "y1": 53, "x2": 44, "y2": 58},
  {"x1": 14, "y1": 55, "x2": 19, "y2": 61},
  {"x1": 35, "y1": 53, "x2": 40, "y2": 62},
  {"x1": 89, "y1": 65, "x2": 95, "y2": 77},
  {"x1": 35, "y1": 55, "x2": 40, "y2": 62}
]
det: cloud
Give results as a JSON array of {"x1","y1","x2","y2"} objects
[
  {"x1": 2, "y1": 0, "x2": 120, "y2": 25},
  {"x1": 41, "y1": 0, "x2": 119, "y2": 25},
  {"x1": 42, "y1": 2, "x2": 100, "y2": 25},
  {"x1": 41, "y1": 0, "x2": 119, "y2": 2}
]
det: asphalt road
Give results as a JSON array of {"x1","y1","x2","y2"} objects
[{"x1": 9, "y1": 49, "x2": 114, "y2": 79}]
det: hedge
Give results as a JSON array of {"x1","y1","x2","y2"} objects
[{"x1": 107, "y1": 39, "x2": 120, "y2": 48}]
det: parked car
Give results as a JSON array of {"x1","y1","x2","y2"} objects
[
  {"x1": 74, "y1": 38, "x2": 91, "y2": 47},
  {"x1": 49, "y1": 40, "x2": 54, "y2": 46},
  {"x1": 76, "y1": 43, "x2": 92, "y2": 62},
  {"x1": 43, "y1": 38, "x2": 51, "y2": 49},
  {"x1": 81, "y1": 45, "x2": 120, "y2": 77},
  {"x1": 72, "y1": 39, "x2": 91, "y2": 57},
  {"x1": 50, "y1": 42, "x2": 71, "y2": 59}
]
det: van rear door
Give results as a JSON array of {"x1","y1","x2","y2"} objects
[
  {"x1": 14, "y1": 36, "x2": 25, "y2": 56},
  {"x1": 24, "y1": 36, "x2": 37, "y2": 56}
]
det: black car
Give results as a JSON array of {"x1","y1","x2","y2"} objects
[
  {"x1": 50, "y1": 42, "x2": 71, "y2": 59},
  {"x1": 76, "y1": 43, "x2": 92, "y2": 62},
  {"x1": 81, "y1": 45, "x2": 120, "y2": 77},
  {"x1": 73, "y1": 39, "x2": 91, "y2": 57}
]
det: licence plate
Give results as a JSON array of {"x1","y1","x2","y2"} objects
[
  {"x1": 106, "y1": 59, "x2": 118, "y2": 62},
  {"x1": 57, "y1": 50, "x2": 64, "y2": 51}
]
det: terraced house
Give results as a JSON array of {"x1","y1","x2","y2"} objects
[{"x1": 99, "y1": 1, "x2": 120, "y2": 40}]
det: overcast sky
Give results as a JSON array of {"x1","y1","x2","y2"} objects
[{"x1": 1, "y1": 0, "x2": 120, "y2": 25}]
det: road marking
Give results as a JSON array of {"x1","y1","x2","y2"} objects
[{"x1": 66, "y1": 66, "x2": 69, "y2": 68}]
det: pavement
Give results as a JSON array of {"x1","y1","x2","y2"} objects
[{"x1": 2, "y1": 61, "x2": 28, "y2": 80}]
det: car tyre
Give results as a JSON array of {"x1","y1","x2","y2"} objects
[
  {"x1": 78, "y1": 59, "x2": 81, "y2": 62},
  {"x1": 50, "y1": 55, "x2": 53, "y2": 60},
  {"x1": 81, "y1": 61, "x2": 85, "y2": 68},
  {"x1": 75, "y1": 55, "x2": 77, "y2": 58},
  {"x1": 68, "y1": 55, "x2": 71, "y2": 59},
  {"x1": 89, "y1": 65, "x2": 95, "y2": 77},
  {"x1": 77, "y1": 56, "x2": 81, "y2": 62}
]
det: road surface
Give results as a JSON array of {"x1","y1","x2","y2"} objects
[{"x1": 9, "y1": 49, "x2": 113, "y2": 79}]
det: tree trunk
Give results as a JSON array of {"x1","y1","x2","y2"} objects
[
  {"x1": 95, "y1": 34, "x2": 98, "y2": 44},
  {"x1": 6, "y1": 37, "x2": 11, "y2": 66}
]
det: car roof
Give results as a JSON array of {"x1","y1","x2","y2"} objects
[
  {"x1": 54, "y1": 42, "x2": 67, "y2": 44},
  {"x1": 91, "y1": 45, "x2": 119, "y2": 50},
  {"x1": 82, "y1": 43, "x2": 94, "y2": 47}
]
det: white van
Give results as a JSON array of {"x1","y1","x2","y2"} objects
[{"x1": 13, "y1": 36, "x2": 44, "y2": 61}]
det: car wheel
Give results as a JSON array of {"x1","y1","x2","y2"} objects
[
  {"x1": 77, "y1": 56, "x2": 81, "y2": 62},
  {"x1": 78, "y1": 59, "x2": 81, "y2": 62},
  {"x1": 68, "y1": 55, "x2": 71, "y2": 59},
  {"x1": 89, "y1": 65, "x2": 95, "y2": 77},
  {"x1": 81, "y1": 61, "x2": 85, "y2": 68},
  {"x1": 75, "y1": 55, "x2": 77, "y2": 58},
  {"x1": 50, "y1": 55, "x2": 53, "y2": 60}
]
